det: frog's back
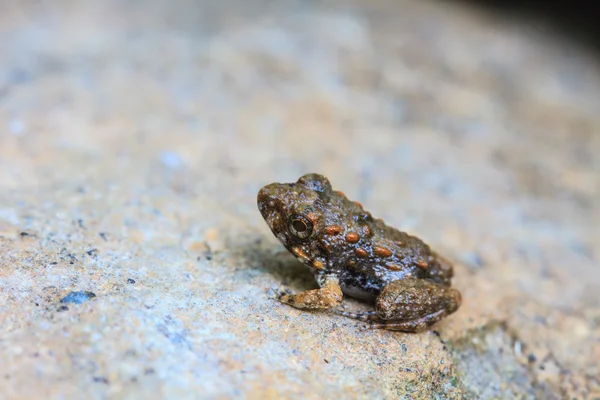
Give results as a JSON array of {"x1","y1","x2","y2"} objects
[
  {"x1": 333, "y1": 207, "x2": 453, "y2": 300},
  {"x1": 374, "y1": 219, "x2": 454, "y2": 285}
]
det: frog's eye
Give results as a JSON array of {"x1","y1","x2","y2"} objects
[{"x1": 288, "y1": 214, "x2": 313, "y2": 239}]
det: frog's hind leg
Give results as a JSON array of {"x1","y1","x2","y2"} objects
[{"x1": 370, "y1": 278, "x2": 462, "y2": 332}]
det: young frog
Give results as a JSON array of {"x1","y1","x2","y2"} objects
[{"x1": 257, "y1": 173, "x2": 462, "y2": 332}]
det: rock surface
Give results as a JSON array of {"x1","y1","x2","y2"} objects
[{"x1": 0, "y1": 0, "x2": 599, "y2": 398}]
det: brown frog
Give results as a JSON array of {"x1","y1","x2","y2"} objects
[{"x1": 257, "y1": 173, "x2": 461, "y2": 332}]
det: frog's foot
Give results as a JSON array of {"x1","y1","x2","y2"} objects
[
  {"x1": 370, "y1": 278, "x2": 462, "y2": 332},
  {"x1": 271, "y1": 288, "x2": 292, "y2": 300},
  {"x1": 277, "y1": 276, "x2": 343, "y2": 310}
]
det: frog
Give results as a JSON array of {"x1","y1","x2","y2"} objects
[{"x1": 257, "y1": 173, "x2": 462, "y2": 332}]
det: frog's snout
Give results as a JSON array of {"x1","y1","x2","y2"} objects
[
  {"x1": 257, "y1": 184, "x2": 282, "y2": 213},
  {"x1": 257, "y1": 184, "x2": 286, "y2": 232}
]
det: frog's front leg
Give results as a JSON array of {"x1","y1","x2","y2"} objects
[
  {"x1": 368, "y1": 278, "x2": 461, "y2": 332},
  {"x1": 278, "y1": 274, "x2": 343, "y2": 310}
]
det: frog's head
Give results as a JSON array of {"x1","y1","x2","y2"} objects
[{"x1": 257, "y1": 173, "x2": 334, "y2": 269}]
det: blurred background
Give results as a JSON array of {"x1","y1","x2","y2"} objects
[{"x1": 0, "y1": 1, "x2": 598, "y2": 399}]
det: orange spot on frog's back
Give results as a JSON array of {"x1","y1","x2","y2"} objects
[
  {"x1": 373, "y1": 245, "x2": 392, "y2": 257},
  {"x1": 324, "y1": 225, "x2": 342, "y2": 235},
  {"x1": 385, "y1": 263, "x2": 402, "y2": 271},
  {"x1": 354, "y1": 248, "x2": 368, "y2": 258},
  {"x1": 345, "y1": 232, "x2": 360, "y2": 243}
]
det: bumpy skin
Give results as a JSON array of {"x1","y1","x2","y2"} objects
[{"x1": 257, "y1": 173, "x2": 462, "y2": 332}]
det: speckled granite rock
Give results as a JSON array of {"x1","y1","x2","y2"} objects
[{"x1": 1, "y1": 0, "x2": 599, "y2": 399}]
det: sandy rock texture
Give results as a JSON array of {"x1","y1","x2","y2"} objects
[{"x1": 1, "y1": 0, "x2": 599, "y2": 399}]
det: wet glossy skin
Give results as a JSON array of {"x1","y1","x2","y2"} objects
[{"x1": 257, "y1": 173, "x2": 462, "y2": 332}]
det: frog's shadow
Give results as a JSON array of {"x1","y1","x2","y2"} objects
[
  {"x1": 242, "y1": 238, "x2": 318, "y2": 293},
  {"x1": 235, "y1": 236, "x2": 373, "y2": 314}
]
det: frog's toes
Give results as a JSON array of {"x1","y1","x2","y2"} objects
[
  {"x1": 331, "y1": 305, "x2": 348, "y2": 314},
  {"x1": 269, "y1": 288, "x2": 291, "y2": 300},
  {"x1": 274, "y1": 289, "x2": 294, "y2": 304}
]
